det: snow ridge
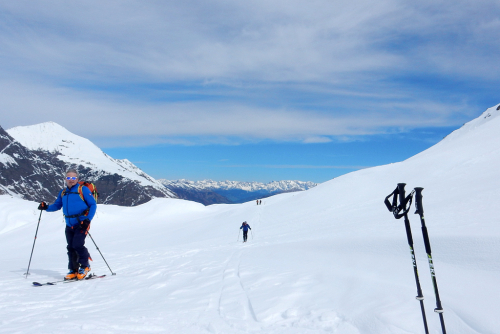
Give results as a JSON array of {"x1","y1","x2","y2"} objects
[{"x1": 6, "y1": 122, "x2": 171, "y2": 194}]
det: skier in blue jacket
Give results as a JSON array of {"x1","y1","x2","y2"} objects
[
  {"x1": 240, "y1": 221, "x2": 251, "y2": 242},
  {"x1": 38, "y1": 168, "x2": 97, "y2": 280}
]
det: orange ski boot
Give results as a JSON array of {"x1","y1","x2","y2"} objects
[
  {"x1": 65, "y1": 270, "x2": 77, "y2": 280},
  {"x1": 77, "y1": 266, "x2": 91, "y2": 280}
]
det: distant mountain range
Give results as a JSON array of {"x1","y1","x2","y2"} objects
[
  {"x1": 1, "y1": 122, "x2": 176, "y2": 206},
  {"x1": 159, "y1": 179, "x2": 318, "y2": 205}
]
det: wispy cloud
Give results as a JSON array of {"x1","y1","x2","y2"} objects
[
  {"x1": 0, "y1": 1, "x2": 498, "y2": 146},
  {"x1": 1, "y1": 1, "x2": 498, "y2": 82},
  {"x1": 0, "y1": 79, "x2": 476, "y2": 147},
  {"x1": 302, "y1": 136, "x2": 333, "y2": 144}
]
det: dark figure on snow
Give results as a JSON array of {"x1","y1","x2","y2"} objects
[
  {"x1": 38, "y1": 168, "x2": 97, "y2": 280},
  {"x1": 240, "y1": 221, "x2": 251, "y2": 242}
]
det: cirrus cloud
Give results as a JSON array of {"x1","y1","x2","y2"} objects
[{"x1": 0, "y1": 0, "x2": 498, "y2": 147}]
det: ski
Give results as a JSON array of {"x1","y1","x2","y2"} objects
[{"x1": 33, "y1": 273, "x2": 106, "y2": 287}]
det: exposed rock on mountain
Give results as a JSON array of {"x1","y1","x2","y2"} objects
[
  {"x1": 1, "y1": 122, "x2": 176, "y2": 206},
  {"x1": 0, "y1": 126, "x2": 64, "y2": 202}
]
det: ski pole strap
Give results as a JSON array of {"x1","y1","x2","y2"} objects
[
  {"x1": 384, "y1": 187, "x2": 399, "y2": 212},
  {"x1": 397, "y1": 191, "x2": 414, "y2": 219},
  {"x1": 384, "y1": 186, "x2": 415, "y2": 219}
]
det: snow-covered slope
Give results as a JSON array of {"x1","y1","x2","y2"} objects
[
  {"x1": 0, "y1": 104, "x2": 499, "y2": 333},
  {"x1": 0, "y1": 125, "x2": 66, "y2": 201},
  {"x1": 4, "y1": 122, "x2": 176, "y2": 205},
  {"x1": 7, "y1": 122, "x2": 167, "y2": 189}
]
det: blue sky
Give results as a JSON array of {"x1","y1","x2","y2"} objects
[
  {"x1": 106, "y1": 127, "x2": 460, "y2": 183},
  {"x1": 1, "y1": 1, "x2": 499, "y2": 182}
]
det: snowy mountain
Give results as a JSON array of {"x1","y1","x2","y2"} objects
[
  {"x1": 159, "y1": 179, "x2": 318, "y2": 204},
  {"x1": 161, "y1": 179, "x2": 318, "y2": 192},
  {"x1": 0, "y1": 104, "x2": 499, "y2": 333},
  {"x1": 1, "y1": 122, "x2": 176, "y2": 206},
  {"x1": 0, "y1": 125, "x2": 66, "y2": 201}
]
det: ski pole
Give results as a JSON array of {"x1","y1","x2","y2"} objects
[
  {"x1": 414, "y1": 187, "x2": 446, "y2": 334},
  {"x1": 237, "y1": 229, "x2": 241, "y2": 241},
  {"x1": 88, "y1": 232, "x2": 116, "y2": 275},
  {"x1": 385, "y1": 183, "x2": 429, "y2": 334},
  {"x1": 25, "y1": 210, "x2": 43, "y2": 278},
  {"x1": 251, "y1": 229, "x2": 254, "y2": 239},
  {"x1": 398, "y1": 183, "x2": 429, "y2": 334}
]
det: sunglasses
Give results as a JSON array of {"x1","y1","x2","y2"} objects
[{"x1": 66, "y1": 177, "x2": 78, "y2": 180}]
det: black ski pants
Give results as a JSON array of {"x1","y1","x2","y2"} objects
[
  {"x1": 243, "y1": 230, "x2": 248, "y2": 242},
  {"x1": 65, "y1": 225, "x2": 90, "y2": 270}
]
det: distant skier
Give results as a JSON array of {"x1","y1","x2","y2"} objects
[
  {"x1": 38, "y1": 168, "x2": 97, "y2": 280},
  {"x1": 259, "y1": 200, "x2": 262, "y2": 205},
  {"x1": 256, "y1": 200, "x2": 259, "y2": 205},
  {"x1": 240, "y1": 221, "x2": 252, "y2": 242}
]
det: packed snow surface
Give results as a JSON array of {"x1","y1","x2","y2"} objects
[{"x1": 1, "y1": 105, "x2": 500, "y2": 333}]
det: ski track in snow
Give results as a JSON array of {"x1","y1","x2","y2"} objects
[{"x1": 1, "y1": 191, "x2": 499, "y2": 334}]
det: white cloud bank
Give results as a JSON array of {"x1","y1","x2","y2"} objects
[
  {"x1": 0, "y1": 0, "x2": 498, "y2": 145},
  {"x1": 0, "y1": 80, "x2": 472, "y2": 147}
]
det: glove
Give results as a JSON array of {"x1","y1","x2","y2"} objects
[
  {"x1": 79, "y1": 219, "x2": 90, "y2": 230},
  {"x1": 38, "y1": 202, "x2": 48, "y2": 210}
]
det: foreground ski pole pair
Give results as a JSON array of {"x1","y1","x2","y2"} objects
[
  {"x1": 384, "y1": 183, "x2": 446, "y2": 334},
  {"x1": 24, "y1": 214, "x2": 116, "y2": 277}
]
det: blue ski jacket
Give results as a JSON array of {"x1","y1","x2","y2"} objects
[
  {"x1": 46, "y1": 184, "x2": 97, "y2": 227},
  {"x1": 240, "y1": 223, "x2": 251, "y2": 232}
]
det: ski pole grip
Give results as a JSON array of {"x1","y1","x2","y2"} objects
[
  {"x1": 397, "y1": 183, "x2": 406, "y2": 208},
  {"x1": 414, "y1": 187, "x2": 424, "y2": 216}
]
